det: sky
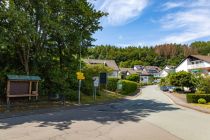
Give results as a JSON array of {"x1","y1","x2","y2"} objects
[{"x1": 89, "y1": 0, "x2": 210, "y2": 47}]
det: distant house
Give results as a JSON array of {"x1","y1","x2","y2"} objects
[
  {"x1": 142, "y1": 66, "x2": 161, "y2": 78},
  {"x1": 119, "y1": 68, "x2": 141, "y2": 79},
  {"x1": 119, "y1": 65, "x2": 161, "y2": 83},
  {"x1": 139, "y1": 66, "x2": 161, "y2": 83},
  {"x1": 133, "y1": 65, "x2": 144, "y2": 71},
  {"x1": 175, "y1": 55, "x2": 210, "y2": 75},
  {"x1": 159, "y1": 65, "x2": 175, "y2": 78},
  {"x1": 140, "y1": 72, "x2": 152, "y2": 83},
  {"x1": 83, "y1": 59, "x2": 119, "y2": 78}
]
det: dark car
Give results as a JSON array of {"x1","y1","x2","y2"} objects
[{"x1": 160, "y1": 86, "x2": 169, "y2": 91}]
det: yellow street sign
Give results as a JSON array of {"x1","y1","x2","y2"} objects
[{"x1": 76, "y1": 72, "x2": 85, "y2": 80}]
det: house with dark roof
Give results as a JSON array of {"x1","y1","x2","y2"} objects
[
  {"x1": 175, "y1": 55, "x2": 210, "y2": 75},
  {"x1": 83, "y1": 59, "x2": 119, "y2": 78},
  {"x1": 139, "y1": 66, "x2": 161, "y2": 83},
  {"x1": 142, "y1": 66, "x2": 161, "y2": 78}
]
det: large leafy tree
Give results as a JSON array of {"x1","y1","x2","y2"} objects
[{"x1": 0, "y1": 0, "x2": 105, "y2": 75}]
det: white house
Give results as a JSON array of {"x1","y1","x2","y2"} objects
[
  {"x1": 159, "y1": 65, "x2": 175, "y2": 78},
  {"x1": 83, "y1": 59, "x2": 119, "y2": 78},
  {"x1": 175, "y1": 55, "x2": 210, "y2": 75}
]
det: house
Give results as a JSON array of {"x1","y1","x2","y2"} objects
[
  {"x1": 175, "y1": 55, "x2": 210, "y2": 75},
  {"x1": 83, "y1": 59, "x2": 119, "y2": 78},
  {"x1": 159, "y1": 65, "x2": 175, "y2": 78},
  {"x1": 119, "y1": 65, "x2": 161, "y2": 83},
  {"x1": 139, "y1": 66, "x2": 161, "y2": 83},
  {"x1": 142, "y1": 66, "x2": 161, "y2": 78},
  {"x1": 140, "y1": 72, "x2": 152, "y2": 83},
  {"x1": 119, "y1": 68, "x2": 141, "y2": 79}
]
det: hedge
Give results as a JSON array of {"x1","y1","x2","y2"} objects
[
  {"x1": 120, "y1": 80, "x2": 138, "y2": 95},
  {"x1": 107, "y1": 78, "x2": 119, "y2": 91},
  {"x1": 186, "y1": 94, "x2": 210, "y2": 103}
]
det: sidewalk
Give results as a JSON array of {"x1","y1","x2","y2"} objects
[{"x1": 164, "y1": 92, "x2": 210, "y2": 114}]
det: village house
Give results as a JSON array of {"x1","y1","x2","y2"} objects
[
  {"x1": 119, "y1": 68, "x2": 141, "y2": 79},
  {"x1": 83, "y1": 59, "x2": 119, "y2": 78},
  {"x1": 175, "y1": 55, "x2": 210, "y2": 75},
  {"x1": 159, "y1": 65, "x2": 175, "y2": 78}
]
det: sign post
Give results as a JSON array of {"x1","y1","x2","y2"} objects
[
  {"x1": 93, "y1": 76, "x2": 99, "y2": 100},
  {"x1": 76, "y1": 72, "x2": 85, "y2": 104}
]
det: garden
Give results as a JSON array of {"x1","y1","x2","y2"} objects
[{"x1": 159, "y1": 71, "x2": 210, "y2": 107}]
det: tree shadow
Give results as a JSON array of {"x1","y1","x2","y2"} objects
[{"x1": 0, "y1": 98, "x2": 180, "y2": 130}]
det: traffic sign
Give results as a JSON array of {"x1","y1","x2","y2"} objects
[
  {"x1": 93, "y1": 76, "x2": 99, "y2": 87},
  {"x1": 76, "y1": 72, "x2": 85, "y2": 80}
]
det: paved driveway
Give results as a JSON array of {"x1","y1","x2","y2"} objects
[{"x1": 0, "y1": 85, "x2": 210, "y2": 140}]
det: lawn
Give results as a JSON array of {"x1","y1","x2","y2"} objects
[{"x1": 81, "y1": 90, "x2": 124, "y2": 104}]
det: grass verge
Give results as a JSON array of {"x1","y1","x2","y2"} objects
[{"x1": 191, "y1": 103, "x2": 210, "y2": 109}]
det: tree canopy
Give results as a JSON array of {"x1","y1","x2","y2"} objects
[{"x1": 0, "y1": 0, "x2": 105, "y2": 96}]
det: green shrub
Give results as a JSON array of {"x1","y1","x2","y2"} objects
[
  {"x1": 196, "y1": 76, "x2": 210, "y2": 94},
  {"x1": 186, "y1": 94, "x2": 210, "y2": 103},
  {"x1": 107, "y1": 78, "x2": 119, "y2": 91},
  {"x1": 195, "y1": 90, "x2": 206, "y2": 94},
  {"x1": 198, "y1": 98, "x2": 207, "y2": 104},
  {"x1": 120, "y1": 80, "x2": 138, "y2": 95},
  {"x1": 126, "y1": 74, "x2": 139, "y2": 82}
]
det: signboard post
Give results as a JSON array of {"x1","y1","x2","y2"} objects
[
  {"x1": 93, "y1": 76, "x2": 99, "y2": 100},
  {"x1": 76, "y1": 72, "x2": 85, "y2": 104}
]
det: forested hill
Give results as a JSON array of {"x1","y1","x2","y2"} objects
[{"x1": 87, "y1": 41, "x2": 210, "y2": 68}]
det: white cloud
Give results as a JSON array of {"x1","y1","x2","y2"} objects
[
  {"x1": 162, "y1": 0, "x2": 210, "y2": 10},
  {"x1": 160, "y1": 0, "x2": 210, "y2": 43},
  {"x1": 90, "y1": 0, "x2": 149, "y2": 26},
  {"x1": 163, "y1": 2, "x2": 185, "y2": 10}
]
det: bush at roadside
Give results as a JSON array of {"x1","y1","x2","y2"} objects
[
  {"x1": 120, "y1": 80, "x2": 138, "y2": 95},
  {"x1": 126, "y1": 74, "x2": 139, "y2": 82},
  {"x1": 186, "y1": 94, "x2": 210, "y2": 103},
  {"x1": 107, "y1": 78, "x2": 119, "y2": 91},
  {"x1": 198, "y1": 98, "x2": 207, "y2": 104}
]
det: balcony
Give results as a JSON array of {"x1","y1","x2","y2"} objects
[{"x1": 188, "y1": 62, "x2": 205, "y2": 69}]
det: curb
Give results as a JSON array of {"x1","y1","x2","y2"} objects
[{"x1": 164, "y1": 92, "x2": 210, "y2": 114}]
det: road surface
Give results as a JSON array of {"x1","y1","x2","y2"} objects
[{"x1": 1, "y1": 85, "x2": 210, "y2": 140}]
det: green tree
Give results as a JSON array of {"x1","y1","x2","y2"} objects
[
  {"x1": 169, "y1": 71, "x2": 197, "y2": 88},
  {"x1": 126, "y1": 74, "x2": 139, "y2": 82},
  {"x1": 196, "y1": 76, "x2": 210, "y2": 94}
]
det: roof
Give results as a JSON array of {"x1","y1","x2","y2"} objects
[
  {"x1": 190, "y1": 55, "x2": 210, "y2": 63},
  {"x1": 133, "y1": 65, "x2": 144, "y2": 70},
  {"x1": 83, "y1": 59, "x2": 119, "y2": 71},
  {"x1": 7, "y1": 75, "x2": 41, "y2": 81},
  {"x1": 144, "y1": 66, "x2": 161, "y2": 73},
  {"x1": 120, "y1": 68, "x2": 141, "y2": 74},
  {"x1": 164, "y1": 65, "x2": 175, "y2": 69},
  {"x1": 175, "y1": 55, "x2": 210, "y2": 69}
]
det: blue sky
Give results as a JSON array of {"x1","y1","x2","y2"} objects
[{"x1": 89, "y1": 0, "x2": 210, "y2": 47}]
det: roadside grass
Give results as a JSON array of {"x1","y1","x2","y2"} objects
[
  {"x1": 0, "y1": 90, "x2": 124, "y2": 113},
  {"x1": 81, "y1": 90, "x2": 124, "y2": 104},
  {"x1": 191, "y1": 102, "x2": 210, "y2": 109}
]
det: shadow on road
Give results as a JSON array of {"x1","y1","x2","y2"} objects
[{"x1": 0, "y1": 98, "x2": 180, "y2": 130}]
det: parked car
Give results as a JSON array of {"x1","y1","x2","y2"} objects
[
  {"x1": 160, "y1": 86, "x2": 176, "y2": 92},
  {"x1": 160, "y1": 86, "x2": 169, "y2": 91}
]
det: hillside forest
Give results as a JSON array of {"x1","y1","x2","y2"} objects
[{"x1": 88, "y1": 41, "x2": 210, "y2": 68}]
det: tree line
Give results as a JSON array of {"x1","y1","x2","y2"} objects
[{"x1": 87, "y1": 41, "x2": 210, "y2": 68}]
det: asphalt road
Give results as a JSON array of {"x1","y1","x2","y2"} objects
[{"x1": 1, "y1": 85, "x2": 210, "y2": 140}]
